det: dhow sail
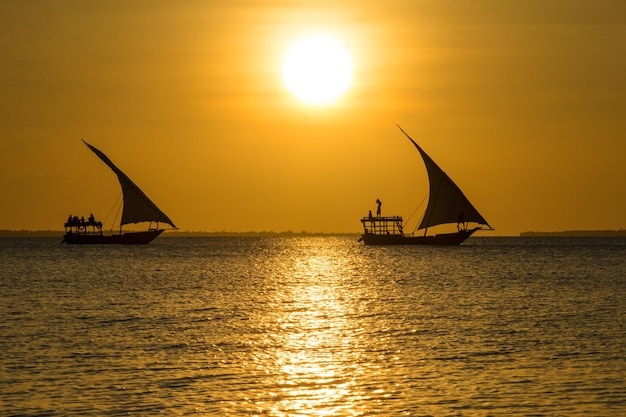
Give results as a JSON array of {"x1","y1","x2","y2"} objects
[
  {"x1": 82, "y1": 140, "x2": 176, "y2": 228},
  {"x1": 397, "y1": 127, "x2": 490, "y2": 230}
]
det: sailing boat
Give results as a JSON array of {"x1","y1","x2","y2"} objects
[
  {"x1": 359, "y1": 126, "x2": 492, "y2": 245},
  {"x1": 62, "y1": 140, "x2": 176, "y2": 244}
]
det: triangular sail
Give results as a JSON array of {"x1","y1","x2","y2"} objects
[
  {"x1": 82, "y1": 140, "x2": 176, "y2": 228},
  {"x1": 397, "y1": 127, "x2": 490, "y2": 230}
]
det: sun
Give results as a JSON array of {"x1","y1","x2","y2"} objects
[{"x1": 281, "y1": 34, "x2": 353, "y2": 106}]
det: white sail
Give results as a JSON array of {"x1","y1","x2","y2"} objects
[
  {"x1": 82, "y1": 140, "x2": 176, "y2": 228},
  {"x1": 398, "y1": 127, "x2": 490, "y2": 230}
]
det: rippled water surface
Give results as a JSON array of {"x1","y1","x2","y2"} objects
[{"x1": 1, "y1": 236, "x2": 625, "y2": 416}]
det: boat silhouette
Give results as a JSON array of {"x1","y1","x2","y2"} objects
[
  {"x1": 360, "y1": 126, "x2": 492, "y2": 245},
  {"x1": 62, "y1": 140, "x2": 176, "y2": 244}
]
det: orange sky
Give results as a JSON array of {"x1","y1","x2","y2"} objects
[{"x1": 1, "y1": 1, "x2": 625, "y2": 236}]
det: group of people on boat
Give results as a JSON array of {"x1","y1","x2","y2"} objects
[{"x1": 65, "y1": 214, "x2": 102, "y2": 229}]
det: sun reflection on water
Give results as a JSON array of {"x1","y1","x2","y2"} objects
[
  {"x1": 260, "y1": 244, "x2": 371, "y2": 416},
  {"x1": 4, "y1": 238, "x2": 623, "y2": 415}
]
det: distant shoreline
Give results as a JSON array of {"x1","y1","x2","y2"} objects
[
  {"x1": 520, "y1": 229, "x2": 626, "y2": 237},
  {"x1": 0, "y1": 230, "x2": 359, "y2": 238},
  {"x1": 0, "y1": 230, "x2": 63, "y2": 237},
  {"x1": 2, "y1": 229, "x2": 625, "y2": 238}
]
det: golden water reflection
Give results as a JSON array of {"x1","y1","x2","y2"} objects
[{"x1": 260, "y1": 245, "x2": 376, "y2": 416}]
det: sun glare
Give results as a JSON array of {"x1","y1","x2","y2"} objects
[{"x1": 281, "y1": 34, "x2": 353, "y2": 106}]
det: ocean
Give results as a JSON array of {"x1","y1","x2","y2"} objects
[{"x1": 1, "y1": 236, "x2": 625, "y2": 416}]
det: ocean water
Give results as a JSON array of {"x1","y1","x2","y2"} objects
[{"x1": 1, "y1": 236, "x2": 625, "y2": 416}]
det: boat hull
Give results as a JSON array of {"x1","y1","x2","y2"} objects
[
  {"x1": 62, "y1": 230, "x2": 164, "y2": 245},
  {"x1": 361, "y1": 228, "x2": 479, "y2": 246}
]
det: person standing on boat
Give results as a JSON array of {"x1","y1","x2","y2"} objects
[
  {"x1": 457, "y1": 211, "x2": 465, "y2": 231},
  {"x1": 376, "y1": 199, "x2": 382, "y2": 217}
]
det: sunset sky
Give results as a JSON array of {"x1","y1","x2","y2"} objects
[{"x1": 1, "y1": 1, "x2": 625, "y2": 236}]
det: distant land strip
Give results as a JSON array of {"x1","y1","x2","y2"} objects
[
  {"x1": 0, "y1": 230, "x2": 359, "y2": 238},
  {"x1": 520, "y1": 229, "x2": 626, "y2": 237},
  {"x1": 163, "y1": 231, "x2": 360, "y2": 237},
  {"x1": 3, "y1": 229, "x2": 625, "y2": 238},
  {"x1": 0, "y1": 230, "x2": 62, "y2": 237}
]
